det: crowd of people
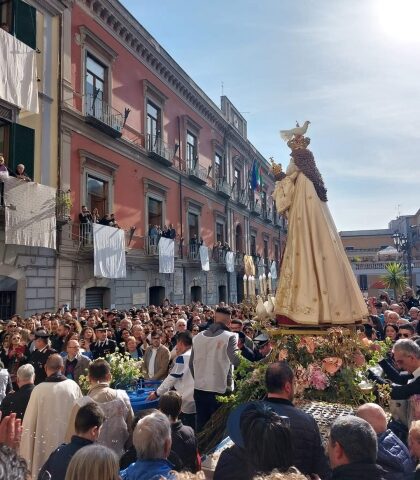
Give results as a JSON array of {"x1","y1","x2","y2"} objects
[
  {"x1": 79, "y1": 206, "x2": 120, "y2": 228},
  {"x1": 0, "y1": 288, "x2": 419, "y2": 478}
]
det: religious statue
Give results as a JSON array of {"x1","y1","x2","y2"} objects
[{"x1": 272, "y1": 122, "x2": 368, "y2": 326}]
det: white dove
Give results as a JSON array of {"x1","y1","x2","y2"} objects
[
  {"x1": 255, "y1": 295, "x2": 270, "y2": 321},
  {"x1": 279, "y1": 120, "x2": 310, "y2": 142}
]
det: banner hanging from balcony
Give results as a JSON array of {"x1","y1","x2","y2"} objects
[
  {"x1": 0, "y1": 29, "x2": 39, "y2": 113},
  {"x1": 159, "y1": 237, "x2": 174, "y2": 273},
  {"x1": 4, "y1": 178, "x2": 56, "y2": 249},
  {"x1": 199, "y1": 246, "x2": 210, "y2": 271},
  {"x1": 225, "y1": 251, "x2": 235, "y2": 272},
  {"x1": 93, "y1": 224, "x2": 126, "y2": 279}
]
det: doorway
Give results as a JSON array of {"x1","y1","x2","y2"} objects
[
  {"x1": 218, "y1": 285, "x2": 227, "y2": 303},
  {"x1": 191, "y1": 285, "x2": 202, "y2": 302},
  {"x1": 149, "y1": 286, "x2": 165, "y2": 306}
]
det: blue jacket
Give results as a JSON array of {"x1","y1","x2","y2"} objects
[
  {"x1": 377, "y1": 429, "x2": 415, "y2": 480},
  {"x1": 120, "y1": 459, "x2": 173, "y2": 480}
]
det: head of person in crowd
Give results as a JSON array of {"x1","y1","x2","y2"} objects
[
  {"x1": 159, "y1": 391, "x2": 182, "y2": 423},
  {"x1": 214, "y1": 306, "x2": 232, "y2": 327},
  {"x1": 409, "y1": 307, "x2": 420, "y2": 321},
  {"x1": 409, "y1": 420, "x2": 420, "y2": 461},
  {"x1": 175, "y1": 319, "x2": 187, "y2": 333},
  {"x1": 88, "y1": 359, "x2": 111, "y2": 385},
  {"x1": 57, "y1": 323, "x2": 71, "y2": 339},
  {"x1": 133, "y1": 411, "x2": 172, "y2": 461},
  {"x1": 0, "y1": 444, "x2": 30, "y2": 480},
  {"x1": 356, "y1": 403, "x2": 387, "y2": 435},
  {"x1": 34, "y1": 329, "x2": 50, "y2": 350},
  {"x1": 328, "y1": 416, "x2": 377, "y2": 469},
  {"x1": 390, "y1": 304, "x2": 402, "y2": 315},
  {"x1": 242, "y1": 403, "x2": 293, "y2": 474},
  {"x1": 398, "y1": 323, "x2": 415, "y2": 339},
  {"x1": 74, "y1": 402, "x2": 105, "y2": 442},
  {"x1": 94, "y1": 326, "x2": 108, "y2": 342},
  {"x1": 45, "y1": 354, "x2": 64, "y2": 378},
  {"x1": 265, "y1": 362, "x2": 294, "y2": 401},
  {"x1": 176, "y1": 331, "x2": 192, "y2": 355},
  {"x1": 150, "y1": 330, "x2": 162, "y2": 349},
  {"x1": 392, "y1": 339, "x2": 420, "y2": 374},
  {"x1": 230, "y1": 319, "x2": 243, "y2": 333},
  {"x1": 191, "y1": 325, "x2": 200, "y2": 336},
  {"x1": 16, "y1": 363, "x2": 35, "y2": 389},
  {"x1": 384, "y1": 324, "x2": 398, "y2": 342},
  {"x1": 64, "y1": 444, "x2": 119, "y2": 480},
  {"x1": 66, "y1": 339, "x2": 81, "y2": 361},
  {"x1": 50, "y1": 318, "x2": 59, "y2": 333},
  {"x1": 255, "y1": 334, "x2": 272, "y2": 358}
]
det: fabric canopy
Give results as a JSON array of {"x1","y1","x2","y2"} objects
[
  {"x1": 93, "y1": 224, "x2": 126, "y2": 279},
  {"x1": 199, "y1": 246, "x2": 210, "y2": 271},
  {"x1": 225, "y1": 251, "x2": 235, "y2": 272},
  {"x1": 377, "y1": 245, "x2": 399, "y2": 257},
  {"x1": 0, "y1": 28, "x2": 38, "y2": 113}
]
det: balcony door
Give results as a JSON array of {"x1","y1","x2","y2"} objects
[{"x1": 86, "y1": 54, "x2": 106, "y2": 119}]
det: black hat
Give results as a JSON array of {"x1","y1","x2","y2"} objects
[
  {"x1": 254, "y1": 333, "x2": 269, "y2": 348},
  {"x1": 94, "y1": 324, "x2": 109, "y2": 332},
  {"x1": 34, "y1": 329, "x2": 50, "y2": 339}
]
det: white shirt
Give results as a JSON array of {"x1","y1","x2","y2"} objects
[
  {"x1": 408, "y1": 366, "x2": 420, "y2": 383},
  {"x1": 148, "y1": 348, "x2": 157, "y2": 378}
]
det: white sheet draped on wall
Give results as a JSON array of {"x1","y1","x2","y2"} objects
[
  {"x1": 0, "y1": 28, "x2": 39, "y2": 113},
  {"x1": 4, "y1": 177, "x2": 56, "y2": 249},
  {"x1": 199, "y1": 246, "x2": 210, "y2": 271},
  {"x1": 270, "y1": 260, "x2": 278, "y2": 280},
  {"x1": 159, "y1": 237, "x2": 174, "y2": 273},
  {"x1": 225, "y1": 251, "x2": 235, "y2": 272},
  {"x1": 93, "y1": 224, "x2": 126, "y2": 279}
]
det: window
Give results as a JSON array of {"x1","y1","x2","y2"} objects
[
  {"x1": 216, "y1": 222, "x2": 225, "y2": 243},
  {"x1": 261, "y1": 191, "x2": 267, "y2": 212},
  {"x1": 85, "y1": 54, "x2": 106, "y2": 117},
  {"x1": 234, "y1": 168, "x2": 241, "y2": 192},
  {"x1": 146, "y1": 101, "x2": 161, "y2": 149},
  {"x1": 0, "y1": 121, "x2": 10, "y2": 163},
  {"x1": 1, "y1": 0, "x2": 36, "y2": 49},
  {"x1": 186, "y1": 131, "x2": 197, "y2": 170},
  {"x1": 264, "y1": 239, "x2": 269, "y2": 262},
  {"x1": 215, "y1": 153, "x2": 222, "y2": 179},
  {"x1": 148, "y1": 197, "x2": 163, "y2": 228},
  {"x1": 188, "y1": 212, "x2": 199, "y2": 242},
  {"x1": 359, "y1": 274, "x2": 368, "y2": 291},
  {"x1": 87, "y1": 175, "x2": 108, "y2": 218},
  {"x1": 250, "y1": 234, "x2": 257, "y2": 256},
  {"x1": 345, "y1": 246, "x2": 355, "y2": 251},
  {"x1": 275, "y1": 243, "x2": 280, "y2": 264}
]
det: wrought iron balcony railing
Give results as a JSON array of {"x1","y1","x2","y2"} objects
[
  {"x1": 146, "y1": 134, "x2": 174, "y2": 166},
  {"x1": 84, "y1": 93, "x2": 124, "y2": 138},
  {"x1": 215, "y1": 178, "x2": 231, "y2": 198},
  {"x1": 250, "y1": 201, "x2": 262, "y2": 215},
  {"x1": 187, "y1": 163, "x2": 208, "y2": 185}
]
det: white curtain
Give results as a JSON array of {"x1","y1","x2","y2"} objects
[
  {"x1": 199, "y1": 246, "x2": 210, "y2": 271},
  {"x1": 159, "y1": 237, "x2": 174, "y2": 273},
  {"x1": 93, "y1": 224, "x2": 126, "y2": 279},
  {"x1": 5, "y1": 177, "x2": 56, "y2": 249},
  {"x1": 225, "y1": 251, "x2": 235, "y2": 272},
  {"x1": 270, "y1": 260, "x2": 278, "y2": 280},
  {"x1": 0, "y1": 29, "x2": 38, "y2": 113}
]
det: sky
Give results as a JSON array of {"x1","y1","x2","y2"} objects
[{"x1": 120, "y1": 0, "x2": 419, "y2": 231}]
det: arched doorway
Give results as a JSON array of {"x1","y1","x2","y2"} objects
[
  {"x1": 0, "y1": 276, "x2": 17, "y2": 319},
  {"x1": 235, "y1": 224, "x2": 242, "y2": 253},
  {"x1": 149, "y1": 286, "x2": 165, "y2": 306},
  {"x1": 236, "y1": 274, "x2": 244, "y2": 303},
  {"x1": 218, "y1": 285, "x2": 227, "y2": 303},
  {"x1": 191, "y1": 286, "x2": 202, "y2": 302}
]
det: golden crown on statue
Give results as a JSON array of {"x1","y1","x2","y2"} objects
[
  {"x1": 270, "y1": 158, "x2": 283, "y2": 177},
  {"x1": 287, "y1": 135, "x2": 311, "y2": 151}
]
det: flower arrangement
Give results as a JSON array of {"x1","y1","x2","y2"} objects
[{"x1": 78, "y1": 352, "x2": 143, "y2": 394}]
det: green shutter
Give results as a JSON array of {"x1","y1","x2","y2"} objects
[
  {"x1": 9, "y1": 123, "x2": 35, "y2": 181},
  {"x1": 13, "y1": 0, "x2": 36, "y2": 50}
]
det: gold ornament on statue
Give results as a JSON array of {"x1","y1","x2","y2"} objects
[{"x1": 270, "y1": 157, "x2": 285, "y2": 181}]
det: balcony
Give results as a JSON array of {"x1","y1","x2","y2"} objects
[
  {"x1": 84, "y1": 93, "x2": 124, "y2": 138},
  {"x1": 237, "y1": 190, "x2": 248, "y2": 208},
  {"x1": 146, "y1": 134, "x2": 174, "y2": 167},
  {"x1": 250, "y1": 201, "x2": 262, "y2": 216},
  {"x1": 187, "y1": 163, "x2": 208, "y2": 185},
  {"x1": 215, "y1": 178, "x2": 231, "y2": 199},
  {"x1": 262, "y1": 208, "x2": 272, "y2": 223}
]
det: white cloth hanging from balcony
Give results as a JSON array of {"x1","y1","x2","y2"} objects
[
  {"x1": 225, "y1": 251, "x2": 235, "y2": 272},
  {"x1": 0, "y1": 29, "x2": 38, "y2": 113},
  {"x1": 4, "y1": 177, "x2": 56, "y2": 249},
  {"x1": 93, "y1": 224, "x2": 126, "y2": 279},
  {"x1": 199, "y1": 246, "x2": 210, "y2": 271},
  {"x1": 270, "y1": 260, "x2": 278, "y2": 280},
  {"x1": 159, "y1": 237, "x2": 174, "y2": 273}
]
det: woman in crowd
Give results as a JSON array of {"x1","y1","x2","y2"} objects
[
  {"x1": 385, "y1": 324, "x2": 399, "y2": 342},
  {"x1": 14, "y1": 164, "x2": 31, "y2": 182},
  {"x1": 6, "y1": 332, "x2": 28, "y2": 389},
  {"x1": 124, "y1": 336, "x2": 142, "y2": 360},
  {"x1": 191, "y1": 326, "x2": 200, "y2": 336},
  {"x1": 65, "y1": 444, "x2": 120, "y2": 480},
  {"x1": 80, "y1": 327, "x2": 96, "y2": 353},
  {"x1": 92, "y1": 207, "x2": 100, "y2": 223},
  {"x1": 0, "y1": 334, "x2": 10, "y2": 367}
]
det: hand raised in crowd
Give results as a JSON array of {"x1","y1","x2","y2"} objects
[{"x1": 0, "y1": 412, "x2": 22, "y2": 450}]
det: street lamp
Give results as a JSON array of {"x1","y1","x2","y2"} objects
[{"x1": 393, "y1": 231, "x2": 412, "y2": 287}]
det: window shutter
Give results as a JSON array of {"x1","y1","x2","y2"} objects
[
  {"x1": 9, "y1": 123, "x2": 35, "y2": 180},
  {"x1": 13, "y1": 0, "x2": 36, "y2": 50}
]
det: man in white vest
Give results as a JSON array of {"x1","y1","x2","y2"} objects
[{"x1": 189, "y1": 306, "x2": 240, "y2": 431}]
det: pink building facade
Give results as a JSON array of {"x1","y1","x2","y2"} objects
[{"x1": 58, "y1": 0, "x2": 286, "y2": 308}]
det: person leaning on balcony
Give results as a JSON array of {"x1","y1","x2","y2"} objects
[
  {"x1": 14, "y1": 163, "x2": 31, "y2": 182},
  {"x1": 79, "y1": 206, "x2": 92, "y2": 224}
]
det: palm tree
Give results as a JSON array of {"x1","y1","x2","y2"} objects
[{"x1": 381, "y1": 262, "x2": 407, "y2": 300}]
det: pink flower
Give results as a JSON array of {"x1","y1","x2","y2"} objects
[{"x1": 308, "y1": 364, "x2": 330, "y2": 390}]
